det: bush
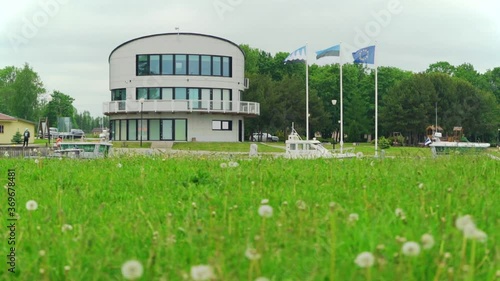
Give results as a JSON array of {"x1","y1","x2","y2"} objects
[
  {"x1": 11, "y1": 131, "x2": 22, "y2": 144},
  {"x1": 378, "y1": 136, "x2": 391, "y2": 149}
]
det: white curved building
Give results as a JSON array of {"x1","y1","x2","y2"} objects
[{"x1": 103, "y1": 33, "x2": 259, "y2": 142}]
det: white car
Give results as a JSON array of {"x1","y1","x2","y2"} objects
[{"x1": 249, "y1": 133, "x2": 279, "y2": 142}]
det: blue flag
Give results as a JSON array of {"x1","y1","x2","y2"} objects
[
  {"x1": 316, "y1": 44, "x2": 340, "y2": 59},
  {"x1": 425, "y1": 137, "x2": 432, "y2": 146},
  {"x1": 352, "y1": 45, "x2": 375, "y2": 64},
  {"x1": 284, "y1": 46, "x2": 307, "y2": 63}
]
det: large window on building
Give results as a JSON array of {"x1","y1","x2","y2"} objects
[
  {"x1": 162, "y1": 55, "x2": 174, "y2": 75},
  {"x1": 188, "y1": 55, "x2": 200, "y2": 75},
  {"x1": 175, "y1": 55, "x2": 187, "y2": 75},
  {"x1": 150, "y1": 55, "x2": 160, "y2": 75},
  {"x1": 137, "y1": 54, "x2": 232, "y2": 77},
  {"x1": 137, "y1": 55, "x2": 149, "y2": 75}
]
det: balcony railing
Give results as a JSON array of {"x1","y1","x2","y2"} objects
[{"x1": 103, "y1": 99, "x2": 260, "y2": 116}]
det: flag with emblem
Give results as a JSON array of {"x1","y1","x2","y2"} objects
[{"x1": 352, "y1": 45, "x2": 375, "y2": 64}]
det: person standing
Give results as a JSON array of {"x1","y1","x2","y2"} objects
[{"x1": 23, "y1": 128, "x2": 30, "y2": 147}]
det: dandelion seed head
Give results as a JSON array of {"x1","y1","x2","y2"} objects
[
  {"x1": 26, "y1": 200, "x2": 38, "y2": 211},
  {"x1": 190, "y1": 264, "x2": 215, "y2": 281},
  {"x1": 455, "y1": 215, "x2": 475, "y2": 231},
  {"x1": 61, "y1": 224, "x2": 73, "y2": 232},
  {"x1": 3, "y1": 184, "x2": 8, "y2": 189},
  {"x1": 421, "y1": 233, "x2": 435, "y2": 250},
  {"x1": 402, "y1": 241, "x2": 421, "y2": 257},
  {"x1": 418, "y1": 182, "x2": 424, "y2": 189},
  {"x1": 348, "y1": 213, "x2": 359, "y2": 222},
  {"x1": 354, "y1": 252, "x2": 375, "y2": 268},
  {"x1": 245, "y1": 248, "x2": 261, "y2": 261},
  {"x1": 228, "y1": 161, "x2": 239, "y2": 168},
  {"x1": 64, "y1": 265, "x2": 71, "y2": 271},
  {"x1": 117, "y1": 163, "x2": 122, "y2": 168},
  {"x1": 258, "y1": 205, "x2": 273, "y2": 218},
  {"x1": 34, "y1": 159, "x2": 39, "y2": 164},
  {"x1": 395, "y1": 208, "x2": 405, "y2": 217},
  {"x1": 260, "y1": 199, "x2": 269, "y2": 205},
  {"x1": 121, "y1": 260, "x2": 144, "y2": 280},
  {"x1": 220, "y1": 162, "x2": 227, "y2": 168}
]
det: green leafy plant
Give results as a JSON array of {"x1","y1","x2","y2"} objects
[{"x1": 11, "y1": 131, "x2": 22, "y2": 144}]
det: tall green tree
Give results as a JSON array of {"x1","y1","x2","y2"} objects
[
  {"x1": 0, "y1": 64, "x2": 45, "y2": 121},
  {"x1": 44, "y1": 90, "x2": 75, "y2": 127}
]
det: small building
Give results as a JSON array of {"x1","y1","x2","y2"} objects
[
  {"x1": 0, "y1": 113, "x2": 36, "y2": 144},
  {"x1": 103, "y1": 32, "x2": 260, "y2": 142}
]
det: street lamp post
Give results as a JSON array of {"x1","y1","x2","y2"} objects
[{"x1": 139, "y1": 98, "x2": 145, "y2": 147}]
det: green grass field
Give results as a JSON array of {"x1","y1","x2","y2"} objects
[{"x1": 1, "y1": 152, "x2": 499, "y2": 280}]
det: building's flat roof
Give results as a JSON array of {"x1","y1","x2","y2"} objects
[{"x1": 108, "y1": 32, "x2": 245, "y2": 62}]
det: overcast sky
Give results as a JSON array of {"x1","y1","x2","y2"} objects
[{"x1": 1, "y1": 0, "x2": 499, "y2": 117}]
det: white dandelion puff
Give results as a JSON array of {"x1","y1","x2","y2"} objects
[
  {"x1": 117, "y1": 163, "x2": 123, "y2": 168},
  {"x1": 34, "y1": 159, "x2": 39, "y2": 164},
  {"x1": 421, "y1": 233, "x2": 435, "y2": 250},
  {"x1": 261, "y1": 199, "x2": 269, "y2": 205},
  {"x1": 258, "y1": 205, "x2": 273, "y2": 218},
  {"x1": 354, "y1": 252, "x2": 375, "y2": 268},
  {"x1": 463, "y1": 224, "x2": 487, "y2": 242},
  {"x1": 190, "y1": 264, "x2": 215, "y2": 281},
  {"x1": 395, "y1": 208, "x2": 405, "y2": 217},
  {"x1": 61, "y1": 224, "x2": 73, "y2": 232},
  {"x1": 4, "y1": 152, "x2": 9, "y2": 157},
  {"x1": 402, "y1": 241, "x2": 421, "y2": 257},
  {"x1": 26, "y1": 200, "x2": 38, "y2": 211},
  {"x1": 3, "y1": 184, "x2": 8, "y2": 190},
  {"x1": 220, "y1": 163, "x2": 227, "y2": 168},
  {"x1": 348, "y1": 213, "x2": 359, "y2": 222},
  {"x1": 418, "y1": 182, "x2": 424, "y2": 189},
  {"x1": 455, "y1": 215, "x2": 475, "y2": 231},
  {"x1": 64, "y1": 265, "x2": 71, "y2": 271},
  {"x1": 245, "y1": 248, "x2": 262, "y2": 261},
  {"x1": 228, "y1": 161, "x2": 239, "y2": 168},
  {"x1": 33, "y1": 148, "x2": 37, "y2": 153},
  {"x1": 121, "y1": 260, "x2": 144, "y2": 280}
]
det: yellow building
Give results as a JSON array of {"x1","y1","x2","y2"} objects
[{"x1": 0, "y1": 113, "x2": 36, "y2": 145}]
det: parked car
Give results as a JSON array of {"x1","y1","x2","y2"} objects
[
  {"x1": 70, "y1": 129, "x2": 85, "y2": 138},
  {"x1": 43, "y1": 127, "x2": 59, "y2": 138},
  {"x1": 249, "y1": 133, "x2": 279, "y2": 142}
]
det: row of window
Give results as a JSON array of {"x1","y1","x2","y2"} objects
[
  {"x1": 137, "y1": 54, "x2": 232, "y2": 77},
  {"x1": 111, "y1": 88, "x2": 233, "y2": 101},
  {"x1": 109, "y1": 119, "x2": 233, "y2": 141}
]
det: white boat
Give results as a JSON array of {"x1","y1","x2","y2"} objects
[
  {"x1": 284, "y1": 125, "x2": 357, "y2": 159},
  {"x1": 54, "y1": 142, "x2": 113, "y2": 159},
  {"x1": 429, "y1": 132, "x2": 490, "y2": 156}
]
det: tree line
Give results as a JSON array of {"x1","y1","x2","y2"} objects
[
  {"x1": 0, "y1": 63, "x2": 108, "y2": 134},
  {"x1": 240, "y1": 45, "x2": 500, "y2": 145}
]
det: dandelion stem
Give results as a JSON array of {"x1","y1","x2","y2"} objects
[
  {"x1": 468, "y1": 239, "x2": 476, "y2": 281},
  {"x1": 460, "y1": 235, "x2": 467, "y2": 269},
  {"x1": 366, "y1": 266, "x2": 372, "y2": 281},
  {"x1": 329, "y1": 213, "x2": 336, "y2": 281}
]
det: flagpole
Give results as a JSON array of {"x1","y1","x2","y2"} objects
[
  {"x1": 339, "y1": 42, "x2": 344, "y2": 154},
  {"x1": 306, "y1": 43, "x2": 309, "y2": 140},
  {"x1": 374, "y1": 42, "x2": 378, "y2": 157}
]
